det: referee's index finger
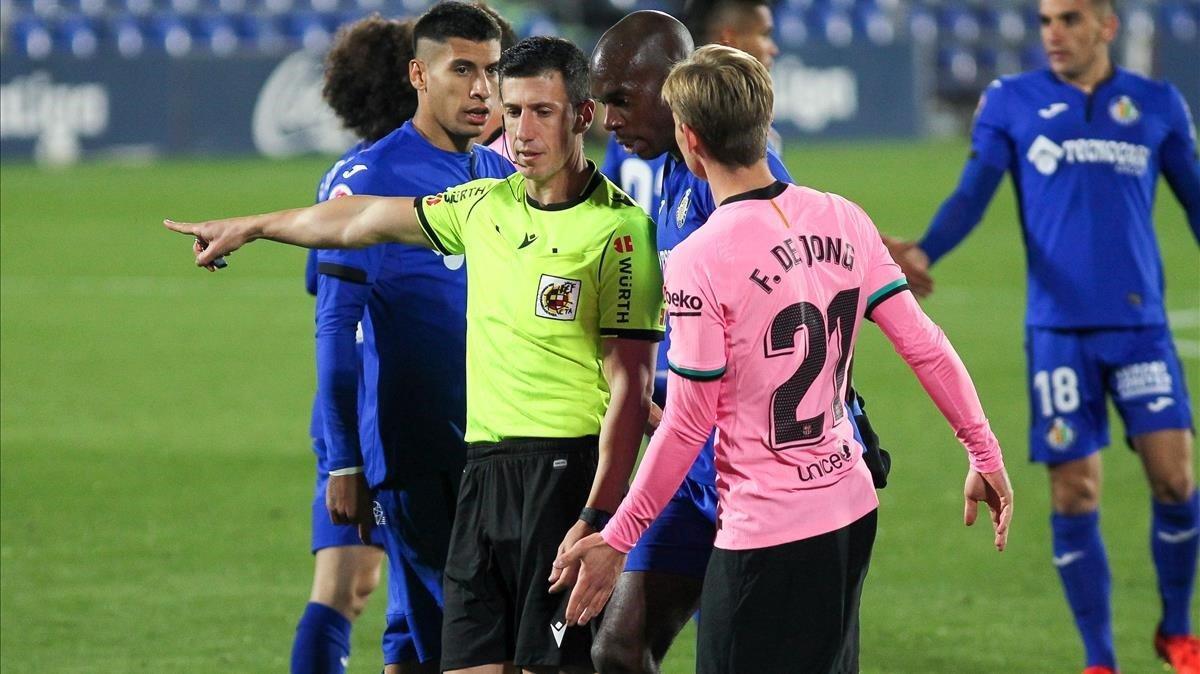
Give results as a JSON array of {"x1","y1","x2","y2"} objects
[{"x1": 163, "y1": 219, "x2": 198, "y2": 235}]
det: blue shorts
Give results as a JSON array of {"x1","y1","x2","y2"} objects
[
  {"x1": 309, "y1": 438, "x2": 373, "y2": 553},
  {"x1": 374, "y1": 472, "x2": 458, "y2": 666},
  {"x1": 1026, "y1": 325, "x2": 1193, "y2": 464},
  {"x1": 624, "y1": 478, "x2": 717, "y2": 579}
]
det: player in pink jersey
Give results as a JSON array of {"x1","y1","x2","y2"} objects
[{"x1": 553, "y1": 45, "x2": 1015, "y2": 673}]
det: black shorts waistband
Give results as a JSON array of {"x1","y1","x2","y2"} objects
[{"x1": 466, "y1": 435, "x2": 599, "y2": 461}]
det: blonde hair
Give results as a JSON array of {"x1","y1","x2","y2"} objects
[{"x1": 661, "y1": 44, "x2": 773, "y2": 167}]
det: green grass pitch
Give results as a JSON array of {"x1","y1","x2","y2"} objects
[{"x1": 1, "y1": 140, "x2": 1196, "y2": 672}]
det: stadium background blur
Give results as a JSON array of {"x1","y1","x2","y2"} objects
[{"x1": 1, "y1": 0, "x2": 1197, "y2": 671}]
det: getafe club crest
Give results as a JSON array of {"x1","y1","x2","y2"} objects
[
  {"x1": 535, "y1": 274, "x2": 581, "y2": 321},
  {"x1": 1046, "y1": 416, "x2": 1075, "y2": 451},
  {"x1": 675, "y1": 188, "x2": 692, "y2": 229},
  {"x1": 1109, "y1": 95, "x2": 1140, "y2": 125}
]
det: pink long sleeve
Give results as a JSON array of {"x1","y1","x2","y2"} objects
[
  {"x1": 601, "y1": 373, "x2": 721, "y2": 553},
  {"x1": 873, "y1": 291, "x2": 1004, "y2": 473}
]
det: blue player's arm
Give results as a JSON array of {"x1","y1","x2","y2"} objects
[
  {"x1": 918, "y1": 80, "x2": 1012, "y2": 265},
  {"x1": 1160, "y1": 86, "x2": 1200, "y2": 243},
  {"x1": 917, "y1": 159, "x2": 1006, "y2": 264},
  {"x1": 766, "y1": 149, "x2": 792, "y2": 182},
  {"x1": 1162, "y1": 150, "x2": 1200, "y2": 243},
  {"x1": 315, "y1": 273, "x2": 369, "y2": 474},
  {"x1": 314, "y1": 263, "x2": 376, "y2": 531},
  {"x1": 304, "y1": 251, "x2": 319, "y2": 296}
]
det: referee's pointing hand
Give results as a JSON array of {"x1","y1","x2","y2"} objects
[{"x1": 165, "y1": 217, "x2": 255, "y2": 268}]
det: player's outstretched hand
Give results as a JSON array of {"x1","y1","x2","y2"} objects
[
  {"x1": 550, "y1": 532, "x2": 625, "y2": 626},
  {"x1": 164, "y1": 216, "x2": 258, "y2": 268},
  {"x1": 883, "y1": 237, "x2": 934, "y2": 299},
  {"x1": 964, "y1": 466, "x2": 1013, "y2": 552}
]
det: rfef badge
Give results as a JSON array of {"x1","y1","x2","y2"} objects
[{"x1": 535, "y1": 274, "x2": 581, "y2": 321}]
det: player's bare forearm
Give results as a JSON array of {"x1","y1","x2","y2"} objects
[
  {"x1": 165, "y1": 196, "x2": 430, "y2": 266},
  {"x1": 590, "y1": 338, "x2": 657, "y2": 513}
]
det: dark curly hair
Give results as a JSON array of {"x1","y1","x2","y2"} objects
[
  {"x1": 322, "y1": 15, "x2": 418, "y2": 143},
  {"x1": 498, "y1": 36, "x2": 590, "y2": 106}
]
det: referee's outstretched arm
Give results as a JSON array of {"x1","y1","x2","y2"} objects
[{"x1": 164, "y1": 194, "x2": 431, "y2": 267}]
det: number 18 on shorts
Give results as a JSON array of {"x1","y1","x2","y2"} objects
[{"x1": 1025, "y1": 325, "x2": 1193, "y2": 463}]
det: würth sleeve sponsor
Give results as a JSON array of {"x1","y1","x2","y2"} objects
[
  {"x1": 599, "y1": 214, "x2": 665, "y2": 340},
  {"x1": 414, "y1": 179, "x2": 496, "y2": 256}
]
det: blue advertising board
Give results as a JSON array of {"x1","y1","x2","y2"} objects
[{"x1": 1, "y1": 50, "x2": 354, "y2": 162}]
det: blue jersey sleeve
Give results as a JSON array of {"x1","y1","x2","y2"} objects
[
  {"x1": 969, "y1": 80, "x2": 1014, "y2": 171},
  {"x1": 304, "y1": 251, "x2": 318, "y2": 296},
  {"x1": 1159, "y1": 84, "x2": 1200, "y2": 243},
  {"x1": 306, "y1": 168, "x2": 331, "y2": 295},
  {"x1": 315, "y1": 273, "x2": 370, "y2": 472},
  {"x1": 918, "y1": 81, "x2": 1010, "y2": 264},
  {"x1": 766, "y1": 149, "x2": 793, "y2": 182},
  {"x1": 918, "y1": 159, "x2": 1006, "y2": 265},
  {"x1": 313, "y1": 162, "x2": 391, "y2": 471}
]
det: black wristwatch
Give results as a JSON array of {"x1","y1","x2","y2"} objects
[{"x1": 579, "y1": 507, "x2": 613, "y2": 531}]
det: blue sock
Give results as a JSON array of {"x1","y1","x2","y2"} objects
[
  {"x1": 291, "y1": 602, "x2": 352, "y2": 674},
  {"x1": 1152, "y1": 490, "x2": 1200, "y2": 636},
  {"x1": 1052, "y1": 511, "x2": 1115, "y2": 668}
]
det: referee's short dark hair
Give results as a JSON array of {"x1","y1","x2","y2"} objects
[
  {"x1": 498, "y1": 36, "x2": 590, "y2": 107},
  {"x1": 413, "y1": 0, "x2": 501, "y2": 48}
]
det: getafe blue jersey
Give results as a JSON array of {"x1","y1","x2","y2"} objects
[
  {"x1": 307, "y1": 141, "x2": 366, "y2": 442},
  {"x1": 654, "y1": 149, "x2": 793, "y2": 494},
  {"x1": 316, "y1": 121, "x2": 514, "y2": 488},
  {"x1": 921, "y1": 68, "x2": 1200, "y2": 328},
  {"x1": 600, "y1": 135, "x2": 666, "y2": 215}
]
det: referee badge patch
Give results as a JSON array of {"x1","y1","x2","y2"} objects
[{"x1": 535, "y1": 274, "x2": 581, "y2": 321}]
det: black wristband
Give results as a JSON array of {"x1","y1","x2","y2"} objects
[{"x1": 579, "y1": 507, "x2": 612, "y2": 531}]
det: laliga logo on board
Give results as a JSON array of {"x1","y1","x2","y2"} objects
[
  {"x1": 0, "y1": 71, "x2": 110, "y2": 165},
  {"x1": 772, "y1": 56, "x2": 857, "y2": 132},
  {"x1": 252, "y1": 51, "x2": 355, "y2": 157}
]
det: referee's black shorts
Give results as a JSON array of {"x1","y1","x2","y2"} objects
[
  {"x1": 441, "y1": 436, "x2": 597, "y2": 671},
  {"x1": 698, "y1": 509, "x2": 879, "y2": 674}
]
